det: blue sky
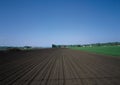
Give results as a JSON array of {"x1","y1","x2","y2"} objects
[{"x1": 0, "y1": 0, "x2": 120, "y2": 47}]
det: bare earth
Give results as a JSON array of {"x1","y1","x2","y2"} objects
[{"x1": 0, "y1": 48, "x2": 120, "y2": 85}]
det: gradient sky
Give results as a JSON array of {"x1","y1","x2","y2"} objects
[{"x1": 0, "y1": 0, "x2": 120, "y2": 47}]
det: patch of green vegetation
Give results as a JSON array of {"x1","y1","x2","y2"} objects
[{"x1": 70, "y1": 46, "x2": 120, "y2": 57}]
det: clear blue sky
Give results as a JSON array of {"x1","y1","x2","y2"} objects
[{"x1": 0, "y1": 0, "x2": 120, "y2": 47}]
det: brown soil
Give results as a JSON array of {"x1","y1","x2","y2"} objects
[{"x1": 0, "y1": 48, "x2": 120, "y2": 85}]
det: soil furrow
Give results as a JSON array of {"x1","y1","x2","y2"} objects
[{"x1": 0, "y1": 48, "x2": 120, "y2": 85}]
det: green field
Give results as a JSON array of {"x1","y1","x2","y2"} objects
[{"x1": 70, "y1": 46, "x2": 120, "y2": 57}]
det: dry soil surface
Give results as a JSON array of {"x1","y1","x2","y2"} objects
[{"x1": 0, "y1": 48, "x2": 120, "y2": 85}]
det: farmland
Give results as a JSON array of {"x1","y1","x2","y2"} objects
[
  {"x1": 70, "y1": 46, "x2": 120, "y2": 57},
  {"x1": 0, "y1": 48, "x2": 120, "y2": 85}
]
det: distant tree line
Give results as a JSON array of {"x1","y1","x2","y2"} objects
[
  {"x1": 52, "y1": 42, "x2": 120, "y2": 48},
  {"x1": 89, "y1": 42, "x2": 120, "y2": 46},
  {"x1": 0, "y1": 46, "x2": 33, "y2": 51},
  {"x1": 52, "y1": 44, "x2": 82, "y2": 48}
]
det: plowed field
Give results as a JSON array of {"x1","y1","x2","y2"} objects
[{"x1": 0, "y1": 48, "x2": 120, "y2": 85}]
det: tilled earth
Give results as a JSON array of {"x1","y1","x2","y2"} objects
[{"x1": 0, "y1": 48, "x2": 120, "y2": 85}]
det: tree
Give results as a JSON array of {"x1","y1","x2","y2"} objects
[{"x1": 52, "y1": 44, "x2": 57, "y2": 48}]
